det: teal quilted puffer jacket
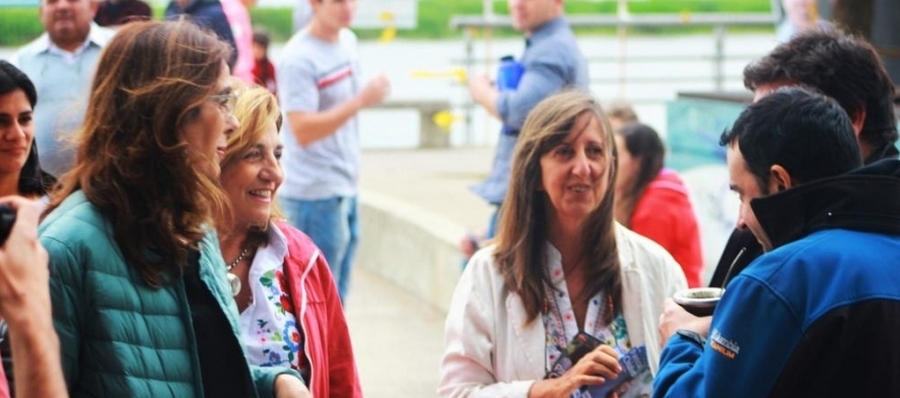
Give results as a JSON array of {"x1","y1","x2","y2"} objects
[{"x1": 39, "y1": 191, "x2": 299, "y2": 397}]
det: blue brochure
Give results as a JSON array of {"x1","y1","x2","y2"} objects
[{"x1": 579, "y1": 345, "x2": 649, "y2": 398}]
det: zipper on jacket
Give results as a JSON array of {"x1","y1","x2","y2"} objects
[{"x1": 299, "y1": 250, "x2": 318, "y2": 393}]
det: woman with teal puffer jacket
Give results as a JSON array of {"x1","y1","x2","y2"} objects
[{"x1": 38, "y1": 20, "x2": 308, "y2": 398}]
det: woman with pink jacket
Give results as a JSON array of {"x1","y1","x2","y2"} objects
[{"x1": 217, "y1": 85, "x2": 362, "y2": 397}]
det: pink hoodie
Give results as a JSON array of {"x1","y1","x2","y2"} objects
[{"x1": 219, "y1": 0, "x2": 255, "y2": 83}]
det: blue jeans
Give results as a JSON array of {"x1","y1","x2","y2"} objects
[{"x1": 279, "y1": 195, "x2": 359, "y2": 303}]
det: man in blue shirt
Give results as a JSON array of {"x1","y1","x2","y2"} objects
[
  {"x1": 13, "y1": 0, "x2": 115, "y2": 178},
  {"x1": 469, "y1": 0, "x2": 589, "y2": 239}
]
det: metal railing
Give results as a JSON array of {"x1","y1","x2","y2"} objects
[{"x1": 450, "y1": 13, "x2": 777, "y2": 143}]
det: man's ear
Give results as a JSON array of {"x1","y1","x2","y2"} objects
[
  {"x1": 768, "y1": 164, "x2": 793, "y2": 193},
  {"x1": 850, "y1": 108, "x2": 867, "y2": 137}
]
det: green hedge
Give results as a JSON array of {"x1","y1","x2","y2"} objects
[
  {"x1": 258, "y1": 0, "x2": 774, "y2": 41},
  {"x1": 0, "y1": 8, "x2": 43, "y2": 47},
  {"x1": 0, "y1": 0, "x2": 772, "y2": 47}
]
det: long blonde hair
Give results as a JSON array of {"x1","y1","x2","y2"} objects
[{"x1": 494, "y1": 90, "x2": 622, "y2": 324}]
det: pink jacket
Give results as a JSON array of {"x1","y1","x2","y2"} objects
[
  {"x1": 219, "y1": 0, "x2": 254, "y2": 83},
  {"x1": 278, "y1": 222, "x2": 363, "y2": 398}
]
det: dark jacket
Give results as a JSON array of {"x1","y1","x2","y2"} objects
[
  {"x1": 709, "y1": 142, "x2": 900, "y2": 287},
  {"x1": 165, "y1": 0, "x2": 236, "y2": 67},
  {"x1": 655, "y1": 159, "x2": 900, "y2": 397},
  {"x1": 94, "y1": 0, "x2": 153, "y2": 26}
]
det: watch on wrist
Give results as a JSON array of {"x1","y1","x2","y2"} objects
[{"x1": 676, "y1": 329, "x2": 706, "y2": 347}]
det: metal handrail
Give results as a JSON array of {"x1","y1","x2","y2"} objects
[
  {"x1": 450, "y1": 13, "x2": 776, "y2": 30},
  {"x1": 450, "y1": 13, "x2": 776, "y2": 144}
]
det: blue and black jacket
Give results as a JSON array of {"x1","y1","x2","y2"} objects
[{"x1": 654, "y1": 159, "x2": 900, "y2": 398}]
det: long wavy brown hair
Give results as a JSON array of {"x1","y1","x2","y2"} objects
[
  {"x1": 219, "y1": 84, "x2": 284, "y2": 248},
  {"x1": 494, "y1": 90, "x2": 622, "y2": 324},
  {"x1": 44, "y1": 20, "x2": 232, "y2": 288}
]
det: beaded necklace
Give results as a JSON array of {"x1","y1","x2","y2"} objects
[{"x1": 225, "y1": 247, "x2": 251, "y2": 296}]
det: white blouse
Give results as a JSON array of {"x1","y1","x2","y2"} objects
[{"x1": 238, "y1": 223, "x2": 305, "y2": 373}]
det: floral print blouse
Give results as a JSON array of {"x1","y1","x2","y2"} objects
[
  {"x1": 542, "y1": 244, "x2": 653, "y2": 398},
  {"x1": 239, "y1": 224, "x2": 308, "y2": 379}
]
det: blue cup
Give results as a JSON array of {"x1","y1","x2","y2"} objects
[{"x1": 496, "y1": 55, "x2": 524, "y2": 91}]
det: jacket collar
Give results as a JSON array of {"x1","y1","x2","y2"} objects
[
  {"x1": 751, "y1": 159, "x2": 900, "y2": 249},
  {"x1": 863, "y1": 141, "x2": 900, "y2": 165}
]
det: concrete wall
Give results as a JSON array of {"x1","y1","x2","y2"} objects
[{"x1": 356, "y1": 190, "x2": 463, "y2": 313}]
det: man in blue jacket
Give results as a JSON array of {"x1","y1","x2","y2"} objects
[
  {"x1": 707, "y1": 27, "x2": 899, "y2": 289},
  {"x1": 654, "y1": 86, "x2": 900, "y2": 397}
]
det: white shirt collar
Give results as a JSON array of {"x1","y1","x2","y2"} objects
[
  {"x1": 261, "y1": 220, "x2": 289, "y2": 261},
  {"x1": 34, "y1": 22, "x2": 116, "y2": 54}
]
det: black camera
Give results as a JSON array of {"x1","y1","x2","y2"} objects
[{"x1": 0, "y1": 205, "x2": 15, "y2": 246}]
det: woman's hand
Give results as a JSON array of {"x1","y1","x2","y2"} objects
[
  {"x1": 528, "y1": 345, "x2": 622, "y2": 398},
  {"x1": 274, "y1": 374, "x2": 311, "y2": 398}
]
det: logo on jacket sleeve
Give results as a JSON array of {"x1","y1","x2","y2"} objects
[{"x1": 710, "y1": 329, "x2": 740, "y2": 359}]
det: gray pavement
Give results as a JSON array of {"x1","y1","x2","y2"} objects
[
  {"x1": 343, "y1": 147, "x2": 495, "y2": 398},
  {"x1": 346, "y1": 267, "x2": 447, "y2": 398}
]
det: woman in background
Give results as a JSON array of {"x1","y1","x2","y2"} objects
[
  {"x1": 219, "y1": 85, "x2": 362, "y2": 398},
  {"x1": 0, "y1": 58, "x2": 58, "y2": 398},
  {"x1": 0, "y1": 61, "x2": 54, "y2": 200},
  {"x1": 440, "y1": 91, "x2": 686, "y2": 397},
  {"x1": 614, "y1": 122, "x2": 703, "y2": 287}
]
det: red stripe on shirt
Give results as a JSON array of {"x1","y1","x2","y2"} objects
[{"x1": 317, "y1": 68, "x2": 352, "y2": 89}]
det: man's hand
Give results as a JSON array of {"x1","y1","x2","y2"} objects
[
  {"x1": 274, "y1": 374, "x2": 311, "y2": 398},
  {"x1": 0, "y1": 197, "x2": 49, "y2": 327},
  {"x1": 0, "y1": 196, "x2": 68, "y2": 398},
  {"x1": 658, "y1": 299, "x2": 712, "y2": 346},
  {"x1": 468, "y1": 73, "x2": 500, "y2": 118},
  {"x1": 357, "y1": 73, "x2": 390, "y2": 108}
]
